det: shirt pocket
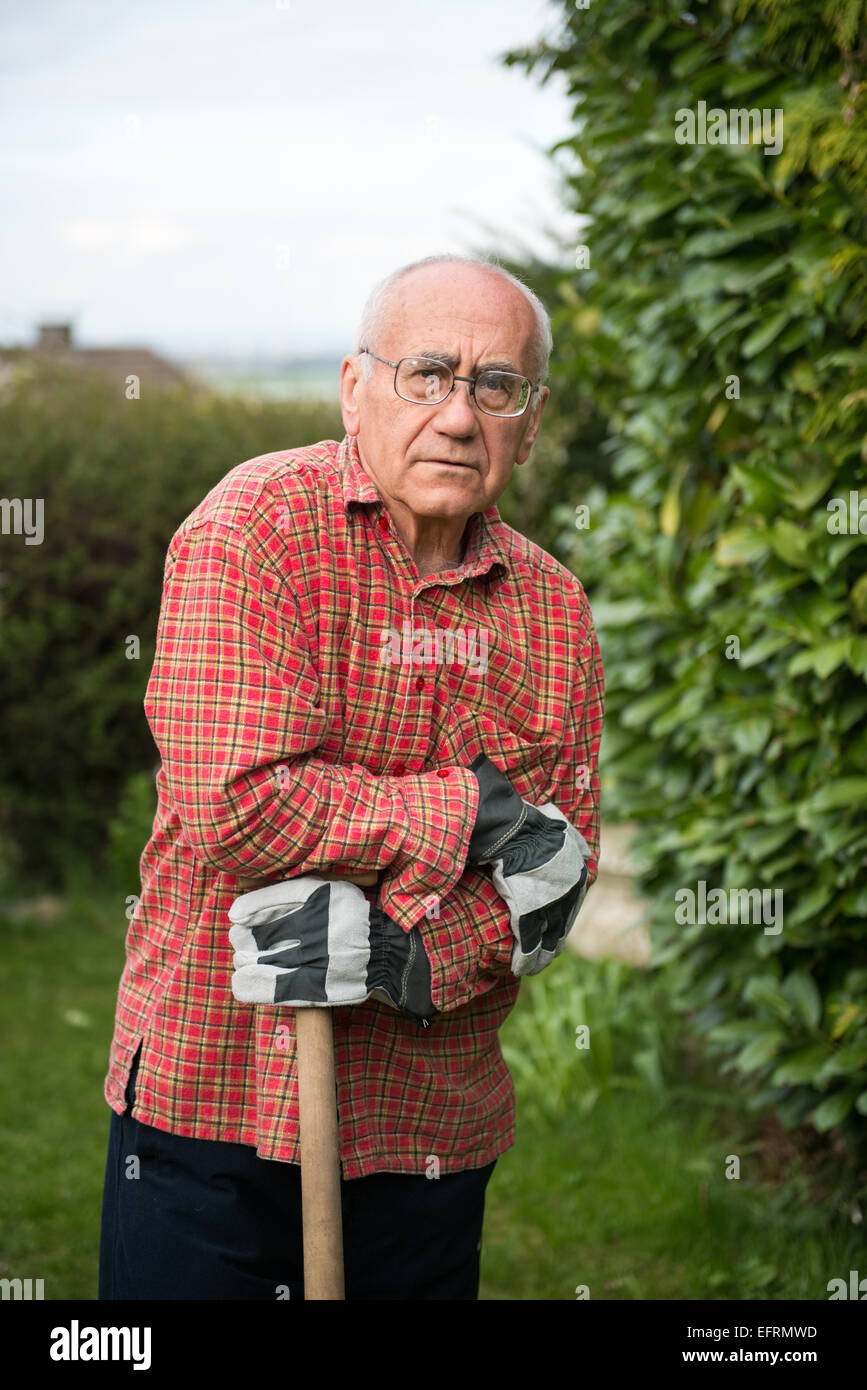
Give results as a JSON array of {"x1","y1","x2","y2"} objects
[{"x1": 441, "y1": 699, "x2": 557, "y2": 799}]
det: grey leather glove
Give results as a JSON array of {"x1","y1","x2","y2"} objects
[
  {"x1": 228, "y1": 876, "x2": 436, "y2": 1025},
  {"x1": 466, "y1": 753, "x2": 591, "y2": 976}
]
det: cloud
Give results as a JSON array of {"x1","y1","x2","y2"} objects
[{"x1": 60, "y1": 217, "x2": 192, "y2": 258}]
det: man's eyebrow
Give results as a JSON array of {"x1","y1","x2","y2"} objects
[{"x1": 408, "y1": 348, "x2": 524, "y2": 374}]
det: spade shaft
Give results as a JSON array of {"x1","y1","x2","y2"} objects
[{"x1": 295, "y1": 1007, "x2": 345, "y2": 1300}]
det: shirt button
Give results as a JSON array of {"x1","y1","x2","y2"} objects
[
  {"x1": 414, "y1": 676, "x2": 425, "y2": 692},
  {"x1": 378, "y1": 516, "x2": 389, "y2": 535},
  {"x1": 436, "y1": 769, "x2": 450, "y2": 779},
  {"x1": 392, "y1": 761, "x2": 406, "y2": 775}
]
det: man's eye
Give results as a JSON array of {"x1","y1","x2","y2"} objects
[{"x1": 411, "y1": 368, "x2": 448, "y2": 398}]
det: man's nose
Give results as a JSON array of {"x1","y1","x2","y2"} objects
[{"x1": 433, "y1": 381, "x2": 479, "y2": 433}]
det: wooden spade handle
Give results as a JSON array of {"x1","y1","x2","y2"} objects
[{"x1": 295, "y1": 1007, "x2": 345, "y2": 1300}]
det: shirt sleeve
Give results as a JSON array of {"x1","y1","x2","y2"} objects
[
  {"x1": 411, "y1": 600, "x2": 605, "y2": 1013},
  {"x1": 143, "y1": 519, "x2": 479, "y2": 931}
]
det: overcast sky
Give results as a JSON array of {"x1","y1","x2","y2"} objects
[{"x1": 1, "y1": 0, "x2": 576, "y2": 361}]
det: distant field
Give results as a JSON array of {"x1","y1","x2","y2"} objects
[{"x1": 189, "y1": 357, "x2": 343, "y2": 404}]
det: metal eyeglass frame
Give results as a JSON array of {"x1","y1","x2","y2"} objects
[{"x1": 358, "y1": 347, "x2": 540, "y2": 418}]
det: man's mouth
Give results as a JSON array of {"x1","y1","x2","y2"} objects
[{"x1": 421, "y1": 458, "x2": 477, "y2": 469}]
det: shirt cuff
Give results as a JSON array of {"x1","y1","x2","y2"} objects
[{"x1": 379, "y1": 766, "x2": 480, "y2": 932}]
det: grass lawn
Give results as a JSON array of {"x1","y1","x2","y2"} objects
[
  {"x1": 0, "y1": 889, "x2": 128, "y2": 1300},
  {"x1": 481, "y1": 965, "x2": 865, "y2": 1301},
  {"x1": 0, "y1": 887, "x2": 862, "y2": 1300},
  {"x1": 480, "y1": 1083, "x2": 861, "y2": 1301}
]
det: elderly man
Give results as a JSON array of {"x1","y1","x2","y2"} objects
[{"x1": 98, "y1": 253, "x2": 604, "y2": 1301}]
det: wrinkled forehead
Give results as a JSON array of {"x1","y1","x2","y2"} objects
[{"x1": 379, "y1": 266, "x2": 537, "y2": 368}]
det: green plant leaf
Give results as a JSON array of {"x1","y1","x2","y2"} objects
[
  {"x1": 801, "y1": 779, "x2": 867, "y2": 813},
  {"x1": 715, "y1": 528, "x2": 771, "y2": 566},
  {"x1": 735, "y1": 1030, "x2": 786, "y2": 1072},
  {"x1": 811, "y1": 1089, "x2": 855, "y2": 1132},
  {"x1": 783, "y1": 970, "x2": 823, "y2": 1030},
  {"x1": 770, "y1": 1046, "x2": 833, "y2": 1085}
]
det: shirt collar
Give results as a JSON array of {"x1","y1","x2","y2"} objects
[{"x1": 337, "y1": 433, "x2": 510, "y2": 580}]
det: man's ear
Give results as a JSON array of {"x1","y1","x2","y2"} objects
[
  {"x1": 340, "y1": 355, "x2": 363, "y2": 436},
  {"x1": 515, "y1": 385, "x2": 549, "y2": 466}
]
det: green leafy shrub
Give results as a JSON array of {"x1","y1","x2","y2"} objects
[
  {"x1": 104, "y1": 769, "x2": 159, "y2": 896},
  {"x1": 506, "y1": 0, "x2": 867, "y2": 1168},
  {"x1": 502, "y1": 952, "x2": 677, "y2": 1127},
  {"x1": 0, "y1": 365, "x2": 343, "y2": 886}
]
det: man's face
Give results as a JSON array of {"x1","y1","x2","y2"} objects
[{"x1": 340, "y1": 264, "x2": 549, "y2": 524}]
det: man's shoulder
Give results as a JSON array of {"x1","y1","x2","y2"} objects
[{"x1": 173, "y1": 439, "x2": 343, "y2": 544}]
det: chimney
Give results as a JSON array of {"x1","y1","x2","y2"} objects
[{"x1": 38, "y1": 323, "x2": 72, "y2": 352}]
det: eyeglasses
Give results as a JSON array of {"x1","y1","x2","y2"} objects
[{"x1": 359, "y1": 347, "x2": 539, "y2": 418}]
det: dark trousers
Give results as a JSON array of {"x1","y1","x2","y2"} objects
[{"x1": 99, "y1": 1045, "x2": 496, "y2": 1300}]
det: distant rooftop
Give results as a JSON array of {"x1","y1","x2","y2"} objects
[{"x1": 0, "y1": 322, "x2": 190, "y2": 391}]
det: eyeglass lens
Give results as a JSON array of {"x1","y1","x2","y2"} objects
[{"x1": 395, "y1": 358, "x2": 530, "y2": 416}]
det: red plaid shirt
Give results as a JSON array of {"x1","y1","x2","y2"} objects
[{"x1": 104, "y1": 433, "x2": 604, "y2": 1177}]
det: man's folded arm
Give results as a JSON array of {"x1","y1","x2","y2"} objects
[
  {"x1": 409, "y1": 605, "x2": 605, "y2": 1013},
  {"x1": 145, "y1": 519, "x2": 479, "y2": 927}
]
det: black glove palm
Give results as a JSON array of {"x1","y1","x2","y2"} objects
[{"x1": 466, "y1": 754, "x2": 591, "y2": 976}]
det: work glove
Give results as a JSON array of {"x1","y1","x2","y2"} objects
[
  {"x1": 227, "y1": 876, "x2": 436, "y2": 1025},
  {"x1": 465, "y1": 753, "x2": 591, "y2": 976}
]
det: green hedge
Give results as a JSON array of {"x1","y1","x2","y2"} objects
[
  {"x1": 507, "y1": 0, "x2": 867, "y2": 1168},
  {"x1": 0, "y1": 364, "x2": 343, "y2": 885}
]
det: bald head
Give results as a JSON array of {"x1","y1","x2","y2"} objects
[{"x1": 357, "y1": 255, "x2": 552, "y2": 385}]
